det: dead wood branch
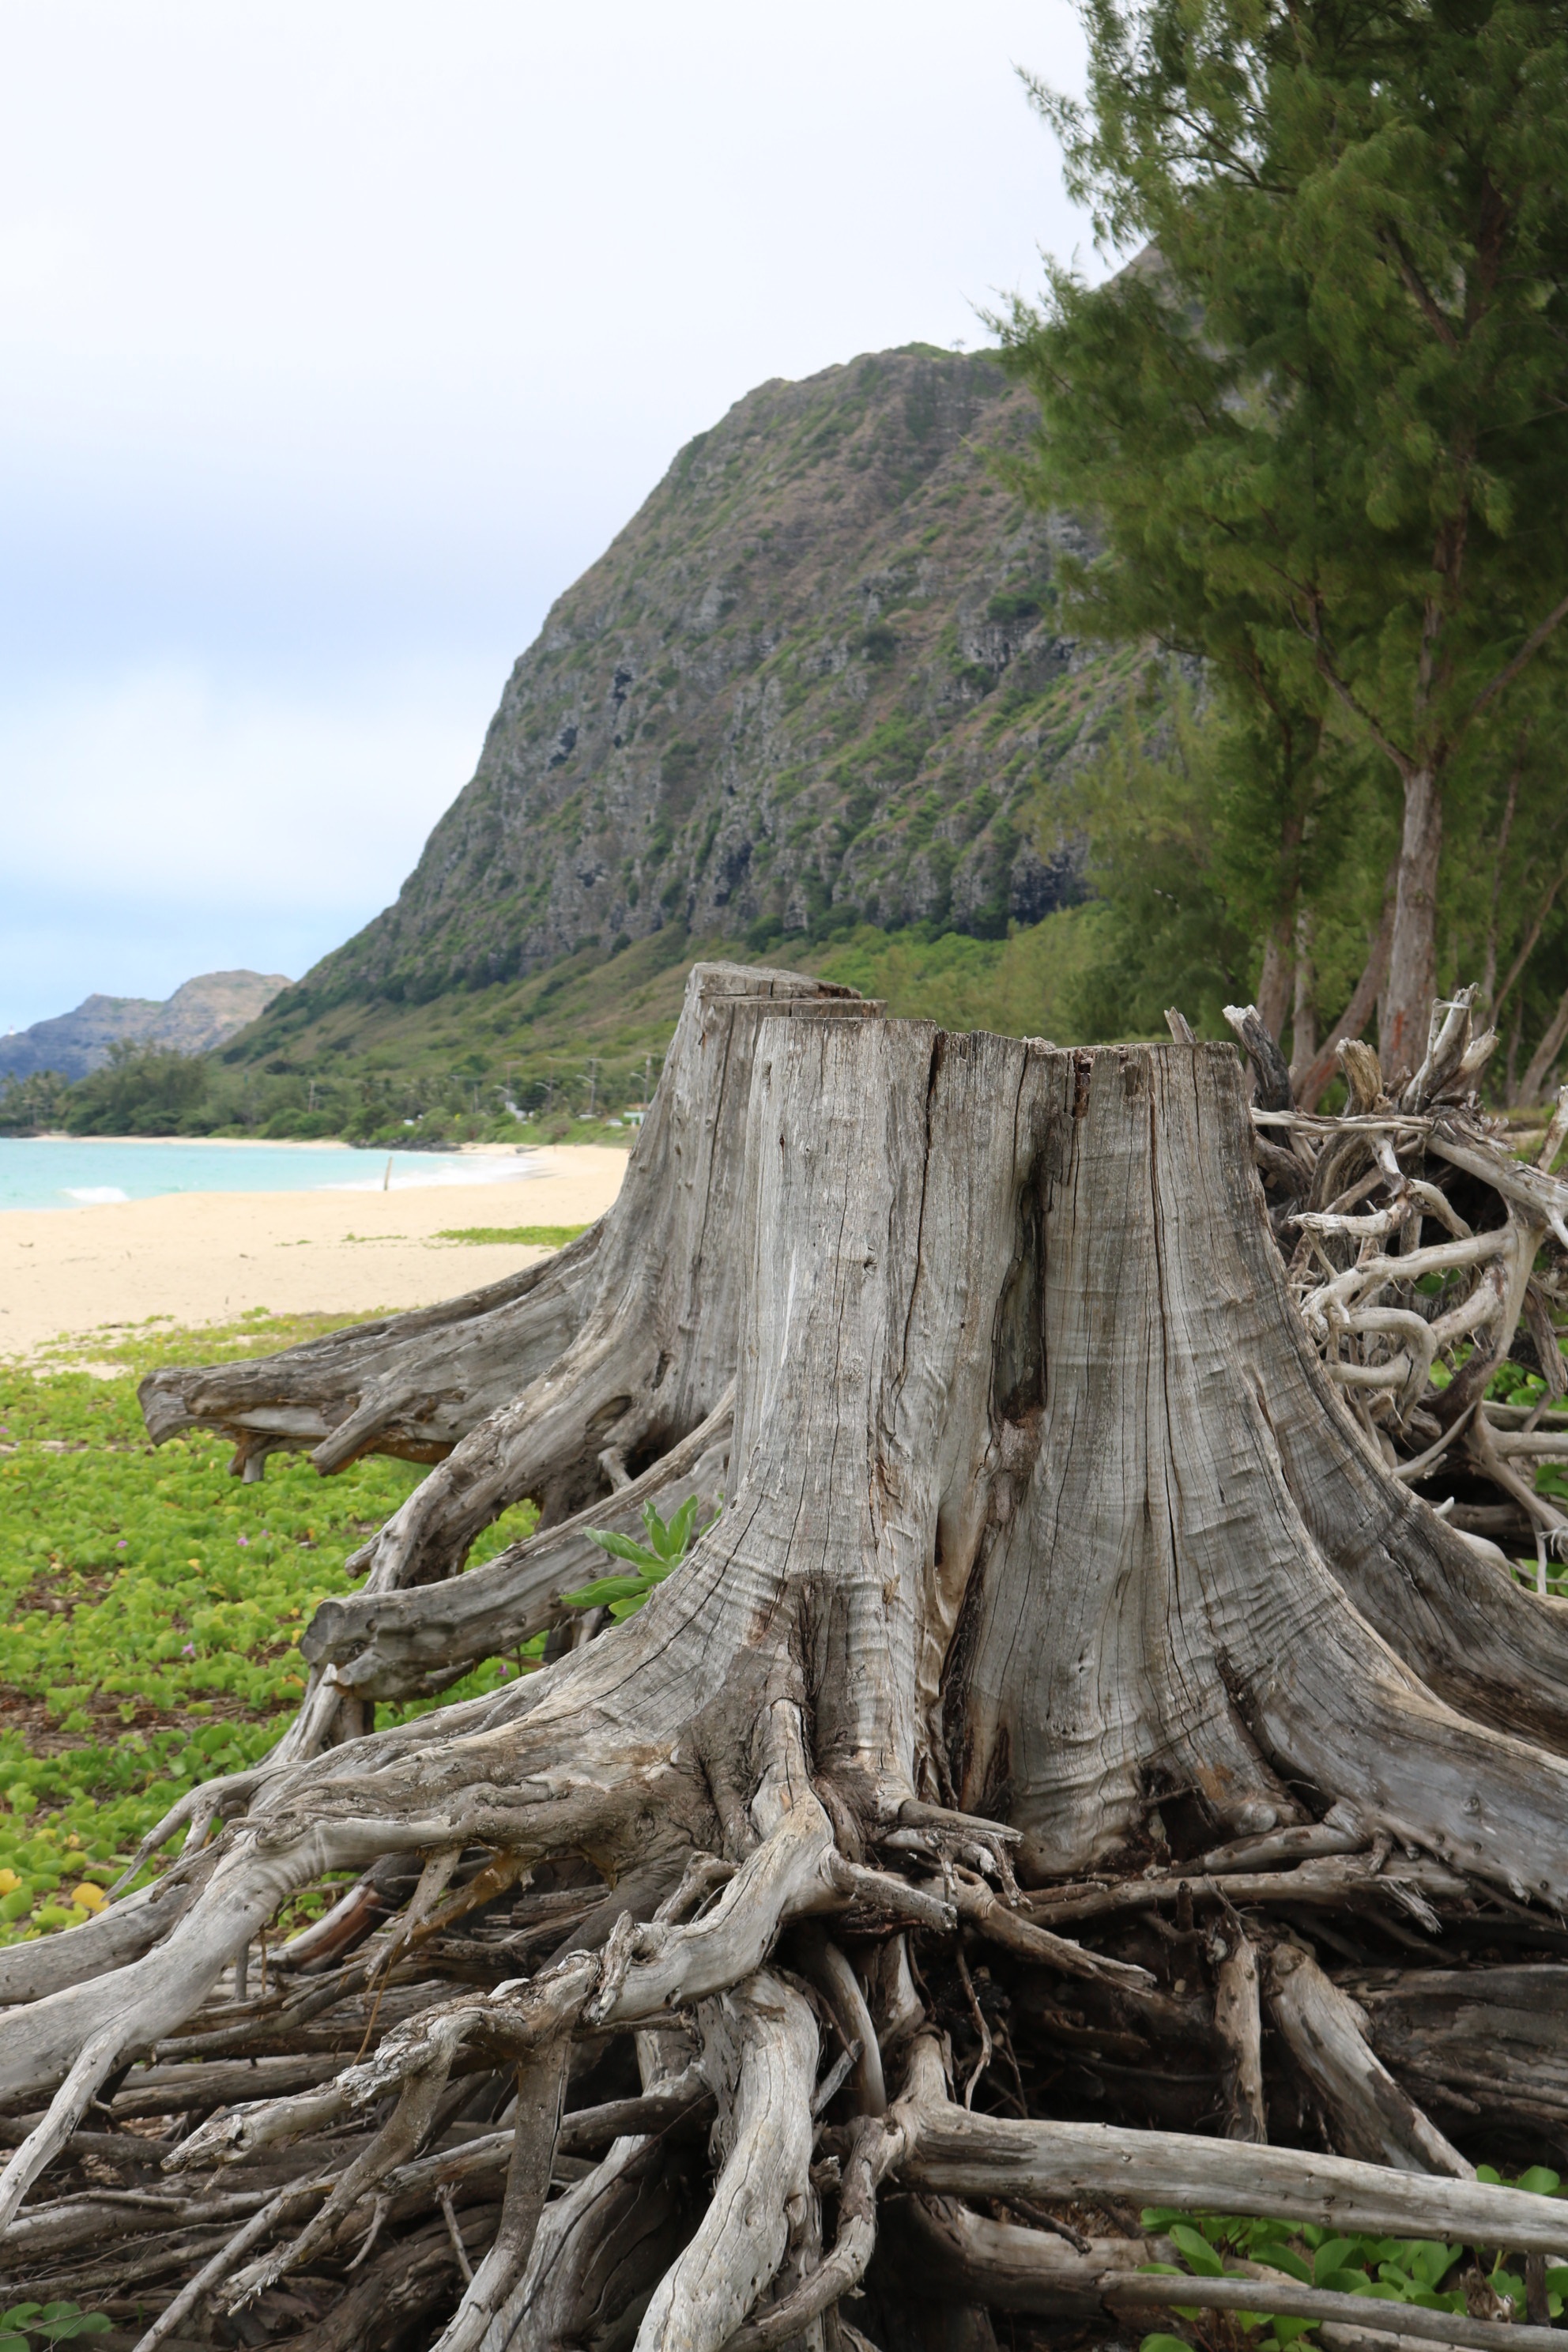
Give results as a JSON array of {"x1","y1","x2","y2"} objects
[
  {"x1": 9, "y1": 974, "x2": 1568, "y2": 2348},
  {"x1": 1265, "y1": 1943, "x2": 1472, "y2": 2174}
]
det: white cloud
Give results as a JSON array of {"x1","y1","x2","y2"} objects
[
  {"x1": 0, "y1": 659, "x2": 500, "y2": 1024},
  {"x1": 0, "y1": 0, "x2": 1097, "y2": 1028},
  {"x1": 2, "y1": 659, "x2": 491, "y2": 910}
]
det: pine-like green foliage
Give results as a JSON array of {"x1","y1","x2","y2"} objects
[
  {"x1": 1040, "y1": 684, "x2": 1393, "y2": 1043},
  {"x1": 1001, "y1": 0, "x2": 1568, "y2": 1075}
]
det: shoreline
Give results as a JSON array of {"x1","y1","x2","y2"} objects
[
  {"x1": 0, "y1": 1133, "x2": 601, "y2": 1219},
  {"x1": 8, "y1": 1133, "x2": 541, "y2": 1153},
  {"x1": 0, "y1": 1147, "x2": 628, "y2": 1359}
]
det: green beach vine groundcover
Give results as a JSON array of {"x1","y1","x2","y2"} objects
[
  {"x1": 0, "y1": 1312, "x2": 538, "y2": 1944},
  {"x1": 1138, "y1": 2192, "x2": 1568, "y2": 2352}
]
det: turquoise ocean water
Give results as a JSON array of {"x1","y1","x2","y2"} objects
[{"x1": 0, "y1": 1138, "x2": 541, "y2": 1215}]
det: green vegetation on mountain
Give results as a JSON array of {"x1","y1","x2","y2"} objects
[
  {"x1": 253, "y1": 345, "x2": 1114, "y2": 1016},
  {"x1": 0, "y1": 908, "x2": 1106, "y2": 1140}
]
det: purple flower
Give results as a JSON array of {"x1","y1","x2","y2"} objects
[
  {"x1": 115, "y1": 1540, "x2": 126, "y2": 1551},
  {"x1": 236, "y1": 1534, "x2": 249, "y2": 1547},
  {"x1": 181, "y1": 1642, "x2": 195, "y2": 1656}
]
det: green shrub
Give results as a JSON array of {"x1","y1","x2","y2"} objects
[{"x1": 63, "y1": 1042, "x2": 209, "y2": 1136}]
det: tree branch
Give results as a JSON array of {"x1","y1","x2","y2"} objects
[
  {"x1": 1516, "y1": 979, "x2": 1568, "y2": 1110},
  {"x1": 1377, "y1": 224, "x2": 1460, "y2": 351},
  {"x1": 1302, "y1": 628, "x2": 1415, "y2": 780},
  {"x1": 1466, "y1": 586, "x2": 1568, "y2": 729},
  {"x1": 1292, "y1": 880, "x2": 1397, "y2": 1110},
  {"x1": 1494, "y1": 868, "x2": 1567, "y2": 1028}
]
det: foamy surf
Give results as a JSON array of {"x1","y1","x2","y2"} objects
[{"x1": 323, "y1": 1158, "x2": 541, "y2": 1194}]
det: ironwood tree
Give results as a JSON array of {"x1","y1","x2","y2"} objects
[
  {"x1": 1001, "y1": 0, "x2": 1568, "y2": 1086},
  {"x1": 2, "y1": 963, "x2": 1568, "y2": 2352}
]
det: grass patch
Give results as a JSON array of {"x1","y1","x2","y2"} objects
[
  {"x1": 0, "y1": 1314, "x2": 539, "y2": 1942},
  {"x1": 198, "y1": 909, "x2": 1101, "y2": 1145},
  {"x1": 437, "y1": 1224, "x2": 590, "y2": 1248},
  {"x1": 812, "y1": 907, "x2": 1099, "y2": 1036}
]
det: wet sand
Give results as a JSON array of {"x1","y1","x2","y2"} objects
[{"x1": 0, "y1": 1147, "x2": 628, "y2": 1357}]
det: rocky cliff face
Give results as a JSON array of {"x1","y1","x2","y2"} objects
[
  {"x1": 0, "y1": 971, "x2": 291, "y2": 1080},
  {"x1": 282, "y1": 345, "x2": 1133, "y2": 1012}
]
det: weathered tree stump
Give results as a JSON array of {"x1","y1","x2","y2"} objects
[
  {"x1": 139, "y1": 961, "x2": 870, "y2": 1503},
  {"x1": 7, "y1": 979, "x2": 1568, "y2": 2351}
]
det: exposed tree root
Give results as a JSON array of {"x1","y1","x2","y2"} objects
[
  {"x1": 7, "y1": 977, "x2": 1568, "y2": 2348},
  {"x1": 140, "y1": 960, "x2": 868, "y2": 1508},
  {"x1": 299, "y1": 1389, "x2": 734, "y2": 1706},
  {"x1": 139, "y1": 1224, "x2": 606, "y2": 1475},
  {"x1": 1262, "y1": 1943, "x2": 1472, "y2": 2176}
]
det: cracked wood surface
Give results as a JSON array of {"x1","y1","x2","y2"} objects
[{"x1": 10, "y1": 984, "x2": 1568, "y2": 2348}]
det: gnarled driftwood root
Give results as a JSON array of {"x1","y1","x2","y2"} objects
[{"x1": 6, "y1": 988, "x2": 1568, "y2": 2346}]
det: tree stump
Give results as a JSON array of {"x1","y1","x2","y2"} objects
[{"x1": 8, "y1": 982, "x2": 1568, "y2": 2351}]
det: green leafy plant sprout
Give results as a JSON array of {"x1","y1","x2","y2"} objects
[
  {"x1": 1, "y1": 2301, "x2": 112, "y2": 2347},
  {"x1": 1137, "y1": 2178, "x2": 1568, "y2": 2352},
  {"x1": 565, "y1": 1495, "x2": 719, "y2": 1619}
]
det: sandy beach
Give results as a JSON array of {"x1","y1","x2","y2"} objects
[{"x1": 0, "y1": 1146, "x2": 628, "y2": 1357}]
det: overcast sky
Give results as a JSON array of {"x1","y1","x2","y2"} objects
[{"x1": 0, "y1": 0, "x2": 1094, "y2": 1033}]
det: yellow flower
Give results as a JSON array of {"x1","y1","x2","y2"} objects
[
  {"x1": 0, "y1": 1869, "x2": 19, "y2": 1895},
  {"x1": 70, "y1": 1882, "x2": 107, "y2": 1913},
  {"x1": 187, "y1": 1558, "x2": 200, "y2": 1568}
]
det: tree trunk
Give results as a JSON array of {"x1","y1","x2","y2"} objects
[
  {"x1": 1289, "y1": 906, "x2": 1317, "y2": 1080},
  {"x1": 9, "y1": 972, "x2": 1568, "y2": 2349},
  {"x1": 1382, "y1": 767, "x2": 1444, "y2": 1084},
  {"x1": 1291, "y1": 877, "x2": 1394, "y2": 1112},
  {"x1": 138, "y1": 961, "x2": 869, "y2": 1492},
  {"x1": 1257, "y1": 922, "x2": 1294, "y2": 1046},
  {"x1": 1516, "y1": 977, "x2": 1568, "y2": 1109}
]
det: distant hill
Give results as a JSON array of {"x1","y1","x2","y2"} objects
[
  {"x1": 242, "y1": 343, "x2": 1140, "y2": 1058},
  {"x1": 0, "y1": 971, "x2": 291, "y2": 1081}
]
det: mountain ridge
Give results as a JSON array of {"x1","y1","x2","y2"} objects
[
  {"x1": 243, "y1": 343, "x2": 1140, "y2": 1055},
  {"x1": 0, "y1": 971, "x2": 292, "y2": 1082}
]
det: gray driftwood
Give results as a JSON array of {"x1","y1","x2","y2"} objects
[
  {"x1": 6, "y1": 972, "x2": 1568, "y2": 2347},
  {"x1": 138, "y1": 962, "x2": 869, "y2": 1507}
]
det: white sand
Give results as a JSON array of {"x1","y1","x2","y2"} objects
[{"x1": 0, "y1": 1147, "x2": 628, "y2": 1357}]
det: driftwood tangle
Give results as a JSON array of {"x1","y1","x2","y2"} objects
[{"x1": 6, "y1": 963, "x2": 1568, "y2": 2352}]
